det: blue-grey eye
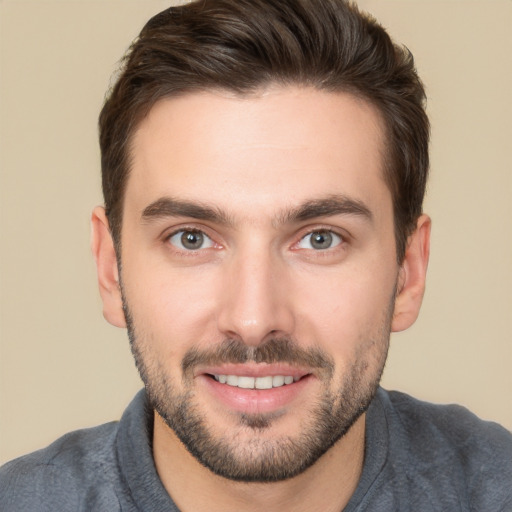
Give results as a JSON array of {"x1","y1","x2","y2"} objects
[
  {"x1": 169, "y1": 230, "x2": 214, "y2": 250},
  {"x1": 298, "y1": 230, "x2": 342, "y2": 250}
]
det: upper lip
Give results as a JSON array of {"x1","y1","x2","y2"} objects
[{"x1": 196, "y1": 363, "x2": 311, "y2": 379}]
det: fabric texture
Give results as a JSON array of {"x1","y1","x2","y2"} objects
[{"x1": 1, "y1": 388, "x2": 511, "y2": 511}]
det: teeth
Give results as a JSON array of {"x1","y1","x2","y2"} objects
[
  {"x1": 256, "y1": 376, "x2": 273, "y2": 389},
  {"x1": 272, "y1": 375, "x2": 284, "y2": 387},
  {"x1": 237, "y1": 376, "x2": 255, "y2": 389},
  {"x1": 213, "y1": 374, "x2": 300, "y2": 389},
  {"x1": 226, "y1": 375, "x2": 238, "y2": 386}
]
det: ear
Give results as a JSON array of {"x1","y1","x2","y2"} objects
[
  {"x1": 391, "y1": 214, "x2": 431, "y2": 333},
  {"x1": 90, "y1": 206, "x2": 126, "y2": 328}
]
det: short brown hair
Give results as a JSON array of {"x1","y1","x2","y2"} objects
[{"x1": 99, "y1": 0, "x2": 429, "y2": 262}]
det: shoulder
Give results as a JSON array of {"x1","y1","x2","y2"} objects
[
  {"x1": 383, "y1": 389, "x2": 512, "y2": 453},
  {"x1": 0, "y1": 422, "x2": 122, "y2": 511},
  {"x1": 377, "y1": 389, "x2": 512, "y2": 510}
]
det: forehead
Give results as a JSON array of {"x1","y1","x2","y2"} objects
[{"x1": 126, "y1": 86, "x2": 390, "y2": 222}]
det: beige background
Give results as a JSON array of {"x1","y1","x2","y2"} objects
[{"x1": 0, "y1": 0, "x2": 511, "y2": 465}]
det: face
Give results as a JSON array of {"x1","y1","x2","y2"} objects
[{"x1": 107, "y1": 87, "x2": 403, "y2": 481}]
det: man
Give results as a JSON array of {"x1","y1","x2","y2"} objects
[{"x1": 1, "y1": 0, "x2": 511, "y2": 510}]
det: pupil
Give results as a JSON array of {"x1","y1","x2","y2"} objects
[
  {"x1": 182, "y1": 231, "x2": 203, "y2": 249},
  {"x1": 312, "y1": 231, "x2": 332, "y2": 249}
]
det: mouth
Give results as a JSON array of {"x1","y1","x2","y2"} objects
[
  {"x1": 211, "y1": 374, "x2": 301, "y2": 389},
  {"x1": 197, "y1": 366, "x2": 314, "y2": 415}
]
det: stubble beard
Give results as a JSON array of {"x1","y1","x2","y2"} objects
[{"x1": 123, "y1": 297, "x2": 392, "y2": 483}]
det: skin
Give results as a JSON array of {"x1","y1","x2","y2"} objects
[{"x1": 92, "y1": 86, "x2": 430, "y2": 512}]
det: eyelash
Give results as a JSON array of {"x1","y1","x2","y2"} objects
[
  {"x1": 296, "y1": 229, "x2": 344, "y2": 251},
  {"x1": 164, "y1": 225, "x2": 347, "y2": 256},
  {"x1": 165, "y1": 227, "x2": 217, "y2": 253}
]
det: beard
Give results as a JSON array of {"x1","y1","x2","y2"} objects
[{"x1": 123, "y1": 296, "x2": 392, "y2": 483}]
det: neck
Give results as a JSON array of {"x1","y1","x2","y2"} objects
[{"x1": 153, "y1": 413, "x2": 366, "y2": 512}]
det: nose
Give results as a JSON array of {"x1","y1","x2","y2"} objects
[{"x1": 216, "y1": 244, "x2": 295, "y2": 346}]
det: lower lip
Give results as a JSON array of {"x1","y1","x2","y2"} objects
[{"x1": 199, "y1": 374, "x2": 314, "y2": 415}]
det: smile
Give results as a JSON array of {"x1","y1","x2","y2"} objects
[{"x1": 213, "y1": 375, "x2": 301, "y2": 389}]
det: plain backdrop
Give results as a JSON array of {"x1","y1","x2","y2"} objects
[{"x1": 1, "y1": 0, "x2": 511, "y2": 464}]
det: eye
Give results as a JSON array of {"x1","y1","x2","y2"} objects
[
  {"x1": 168, "y1": 229, "x2": 214, "y2": 251},
  {"x1": 297, "y1": 230, "x2": 342, "y2": 250}
]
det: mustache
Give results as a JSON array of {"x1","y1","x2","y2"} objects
[{"x1": 182, "y1": 337, "x2": 334, "y2": 377}]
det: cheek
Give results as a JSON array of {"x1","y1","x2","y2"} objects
[
  {"x1": 292, "y1": 259, "x2": 397, "y2": 349},
  {"x1": 121, "y1": 258, "x2": 221, "y2": 352}
]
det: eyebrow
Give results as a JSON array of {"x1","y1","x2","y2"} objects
[
  {"x1": 141, "y1": 194, "x2": 373, "y2": 226},
  {"x1": 141, "y1": 197, "x2": 233, "y2": 225},
  {"x1": 278, "y1": 195, "x2": 373, "y2": 225}
]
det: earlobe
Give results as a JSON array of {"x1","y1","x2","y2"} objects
[
  {"x1": 90, "y1": 206, "x2": 127, "y2": 328},
  {"x1": 391, "y1": 214, "x2": 431, "y2": 333}
]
